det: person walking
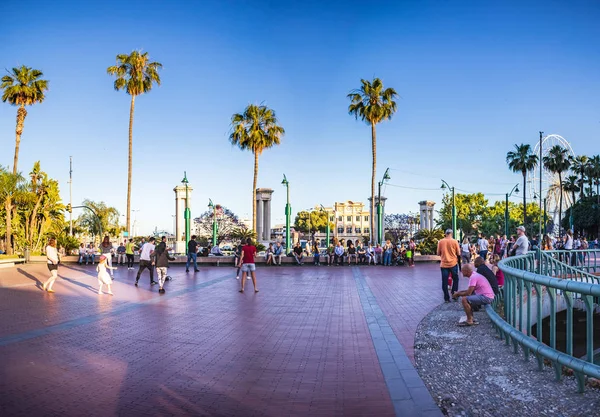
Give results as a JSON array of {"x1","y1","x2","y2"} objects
[
  {"x1": 97, "y1": 255, "x2": 116, "y2": 295},
  {"x1": 477, "y1": 233, "x2": 489, "y2": 261},
  {"x1": 238, "y1": 238, "x2": 258, "y2": 293},
  {"x1": 460, "y1": 237, "x2": 472, "y2": 264},
  {"x1": 42, "y1": 238, "x2": 60, "y2": 293},
  {"x1": 509, "y1": 226, "x2": 530, "y2": 257},
  {"x1": 100, "y1": 236, "x2": 115, "y2": 279},
  {"x1": 185, "y1": 235, "x2": 199, "y2": 272},
  {"x1": 135, "y1": 237, "x2": 157, "y2": 286},
  {"x1": 154, "y1": 240, "x2": 172, "y2": 294},
  {"x1": 437, "y1": 229, "x2": 461, "y2": 303},
  {"x1": 125, "y1": 239, "x2": 135, "y2": 269}
]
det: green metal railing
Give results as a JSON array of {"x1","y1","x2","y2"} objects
[
  {"x1": 543, "y1": 249, "x2": 600, "y2": 275},
  {"x1": 490, "y1": 251, "x2": 600, "y2": 392},
  {"x1": 539, "y1": 250, "x2": 600, "y2": 284}
]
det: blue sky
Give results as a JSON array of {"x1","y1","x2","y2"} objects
[{"x1": 2, "y1": 0, "x2": 599, "y2": 234}]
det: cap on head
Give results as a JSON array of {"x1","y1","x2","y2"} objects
[
  {"x1": 517, "y1": 226, "x2": 526, "y2": 232},
  {"x1": 445, "y1": 229, "x2": 453, "y2": 235}
]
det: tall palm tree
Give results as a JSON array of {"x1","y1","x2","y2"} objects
[
  {"x1": 1, "y1": 66, "x2": 49, "y2": 175},
  {"x1": 590, "y1": 155, "x2": 600, "y2": 197},
  {"x1": 570, "y1": 155, "x2": 589, "y2": 200},
  {"x1": 563, "y1": 175, "x2": 579, "y2": 231},
  {"x1": 0, "y1": 167, "x2": 24, "y2": 254},
  {"x1": 348, "y1": 78, "x2": 398, "y2": 243},
  {"x1": 506, "y1": 144, "x2": 538, "y2": 227},
  {"x1": 543, "y1": 145, "x2": 571, "y2": 235},
  {"x1": 229, "y1": 104, "x2": 285, "y2": 233},
  {"x1": 107, "y1": 51, "x2": 162, "y2": 236}
]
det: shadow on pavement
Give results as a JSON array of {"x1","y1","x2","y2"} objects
[{"x1": 16, "y1": 268, "x2": 43, "y2": 290}]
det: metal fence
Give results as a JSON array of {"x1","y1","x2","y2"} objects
[
  {"x1": 490, "y1": 251, "x2": 600, "y2": 392},
  {"x1": 542, "y1": 249, "x2": 600, "y2": 275}
]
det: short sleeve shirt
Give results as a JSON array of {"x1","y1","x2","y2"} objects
[
  {"x1": 469, "y1": 272, "x2": 495, "y2": 299},
  {"x1": 140, "y1": 243, "x2": 155, "y2": 261},
  {"x1": 514, "y1": 235, "x2": 529, "y2": 255},
  {"x1": 478, "y1": 239, "x2": 489, "y2": 251},
  {"x1": 242, "y1": 245, "x2": 256, "y2": 264}
]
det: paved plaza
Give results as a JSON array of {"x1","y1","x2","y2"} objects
[{"x1": 0, "y1": 263, "x2": 449, "y2": 416}]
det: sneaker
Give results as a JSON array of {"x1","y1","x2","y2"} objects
[
  {"x1": 194, "y1": 269, "x2": 200, "y2": 272},
  {"x1": 98, "y1": 290, "x2": 103, "y2": 295},
  {"x1": 247, "y1": 276, "x2": 251, "y2": 280},
  {"x1": 186, "y1": 269, "x2": 189, "y2": 272},
  {"x1": 134, "y1": 280, "x2": 139, "y2": 286},
  {"x1": 151, "y1": 281, "x2": 158, "y2": 285},
  {"x1": 107, "y1": 291, "x2": 113, "y2": 296},
  {"x1": 236, "y1": 276, "x2": 240, "y2": 280}
]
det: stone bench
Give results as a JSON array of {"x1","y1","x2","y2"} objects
[{"x1": 0, "y1": 258, "x2": 26, "y2": 268}]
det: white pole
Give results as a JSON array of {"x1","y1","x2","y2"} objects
[{"x1": 69, "y1": 156, "x2": 73, "y2": 235}]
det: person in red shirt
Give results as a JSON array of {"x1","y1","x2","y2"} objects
[{"x1": 238, "y1": 238, "x2": 258, "y2": 293}]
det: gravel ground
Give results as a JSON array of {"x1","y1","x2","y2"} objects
[{"x1": 414, "y1": 302, "x2": 600, "y2": 417}]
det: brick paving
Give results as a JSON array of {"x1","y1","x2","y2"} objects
[{"x1": 0, "y1": 262, "x2": 446, "y2": 416}]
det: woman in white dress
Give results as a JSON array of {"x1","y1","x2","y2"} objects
[
  {"x1": 97, "y1": 255, "x2": 117, "y2": 295},
  {"x1": 43, "y1": 238, "x2": 60, "y2": 293}
]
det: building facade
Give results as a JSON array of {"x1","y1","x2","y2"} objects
[{"x1": 313, "y1": 201, "x2": 370, "y2": 246}]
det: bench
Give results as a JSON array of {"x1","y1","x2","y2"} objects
[{"x1": 0, "y1": 258, "x2": 26, "y2": 268}]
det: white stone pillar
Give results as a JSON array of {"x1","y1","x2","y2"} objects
[
  {"x1": 256, "y1": 198, "x2": 263, "y2": 238},
  {"x1": 264, "y1": 200, "x2": 271, "y2": 241}
]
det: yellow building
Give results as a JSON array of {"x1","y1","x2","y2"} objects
[{"x1": 315, "y1": 201, "x2": 371, "y2": 245}]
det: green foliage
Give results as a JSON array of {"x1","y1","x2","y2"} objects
[
  {"x1": 56, "y1": 234, "x2": 80, "y2": 253},
  {"x1": 347, "y1": 78, "x2": 398, "y2": 125},
  {"x1": 437, "y1": 192, "x2": 489, "y2": 236},
  {"x1": 107, "y1": 51, "x2": 162, "y2": 96},
  {"x1": 414, "y1": 229, "x2": 444, "y2": 255},
  {"x1": 1, "y1": 65, "x2": 48, "y2": 106},
  {"x1": 76, "y1": 199, "x2": 121, "y2": 240},
  {"x1": 562, "y1": 197, "x2": 600, "y2": 236},
  {"x1": 294, "y1": 210, "x2": 334, "y2": 233}
]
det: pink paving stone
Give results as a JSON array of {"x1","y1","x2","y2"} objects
[{"x1": 0, "y1": 262, "x2": 445, "y2": 416}]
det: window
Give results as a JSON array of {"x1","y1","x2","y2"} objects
[
  {"x1": 364, "y1": 227, "x2": 370, "y2": 234},
  {"x1": 356, "y1": 216, "x2": 360, "y2": 222},
  {"x1": 338, "y1": 216, "x2": 342, "y2": 221},
  {"x1": 346, "y1": 226, "x2": 353, "y2": 233},
  {"x1": 329, "y1": 216, "x2": 334, "y2": 222},
  {"x1": 364, "y1": 216, "x2": 369, "y2": 221},
  {"x1": 337, "y1": 227, "x2": 344, "y2": 234},
  {"x1": 347, "y1": 216, "x2": 351, "y2": 222},
  {"x1": 355, "y1": 227, "x2": 361, "y2": 234}
]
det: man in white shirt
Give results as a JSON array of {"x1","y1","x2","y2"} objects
[
  {"x1": 135, "y1": 237, "x2": 157, "y2": 286},
  {"x1": 477, "y1": 234, "x2": 489, "y2": 261},
  {"x1": 510, "y1": 226, "x2": 529, "y2": 256}
]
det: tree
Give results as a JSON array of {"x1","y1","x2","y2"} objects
[
  {"x1": 438, "y1": 192, "x2": 489, "y2": 236},
  {"x1": 193, "y1": 206, "x2": 245, "y2": 242},
  {"x1": 543, "y1": 145, "x2": 571, "y2": 235},
  {"x1": 348, "y1": 78, "x2": 398, "y2": 243},
  {"x1": 229, "y1": 104, "x2": 285, "y2": 233},
  {"x1": 589, "y1": 155, "x2": 600, "y2": 197},
  {"x1": 107, "y1": 51, "x2": 162, "y2": 237},
  {"x1": 384, "y1": 213, "x2": 416, "y2": 243},
  {"x1": 506, "y1": 144, "x2": 538, "y2": 227},
  {"x1": 77, "y1": 199, "x2": 121, "y2": 240},
  {"x1": 1, "y1": 66, "x2": 49, "y2": 175},
  {"x1": 293, "y1": 210, "x2": 334, "y2": 235},
  {"x1": 0, "y1": 167, "x2": 24, "y2": 254},
  {"x1": 570, "y1": 155, "x2": 589, "y2": 200},
  {"x1": 414, "y1": 228, "x2": 444, "y2": 255}
]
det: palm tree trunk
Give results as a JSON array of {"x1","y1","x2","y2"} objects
[
  {"x1": 13, "y1": 105, "x2": 27, "y2": 175},
  {"x1": 252, "y1": 151, "x2": 259, "y2": 234},
  {"x1": 522, "y1": 171, "x2": 527, "y2": 227},
  {"x1": 127, "y1": 95, "x2": 135, "y2": 236},
  {"x1": 371, "y1": 122, "x2": 377, "y2": 244},
  {"x1": 5, "y1": 197, "x2": 12, "y2": 255},
  {"x1": 558, "y1": 173, "x2": 563, "y2": 235}
]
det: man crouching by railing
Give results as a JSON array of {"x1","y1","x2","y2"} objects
[{"x1": 452, "y1": 264, "x2": 495, "y2": 327}]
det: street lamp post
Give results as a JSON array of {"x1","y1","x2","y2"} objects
[
  {"x1": 208, "y1": 199, "x2": 218, "y2": 246},
  {"x1": 441, "y1": 180, "x2": 456, "y2": 239},
  {"x1": 543, "y1": 198, "x2": 547, "y2": 235},
  {"x1": 505, "y1": 184, "x2": 520, "y2": 237},
  {"x1": 539, "y1": 131, "x2": 544, "y2": 241},
  {"x1": 181, "y1": 172, "x2": 190, "y2": 255},
  {"x1": 282, "y1": 174, "x2": 291, "y2": 253},
  {"x1": 320, "y1": 204, "x2": 329, "y2": 248},
  {"x1": 377, "y1": 168, "x2": 391, "y2": 244}
]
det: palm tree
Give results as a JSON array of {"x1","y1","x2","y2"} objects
[
  {"x1": 590, "y1": 155, "x2": 600, "y2": 197},
  {"x1": 1, "y1": 66, "x2": 49, "y2": 175},
  {"x1": 229, "y1": 104, "x2": 285, "y2": 233},
  {"x1": 543, "y1": 145, "x2": 571, "y2": 235},
  {"x1": 348, "y1": 78, "x2": 398, "y2": 243},
  {"x1": 0, "y1": 167, "x2": 24, "y2": 254},
  {"x1": 570, "y1": 155, "x2": 589, "y2": 200},
  {"x1": 506, "y1": 144, "x2": 538, "y2": 227},
  {"x1": 107, "y1": 51, "x2": 162, "y2": 236},
  {"x1": 563, "y1": 175, "x2": 579, "y2": 231}
]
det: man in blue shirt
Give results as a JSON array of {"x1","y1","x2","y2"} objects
[{"x1": 273, "y1": 242, "x2": 283, "y2": 265}]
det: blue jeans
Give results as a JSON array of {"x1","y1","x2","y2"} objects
[
  {"x1": 186, "y1": 253, "x2": 198, "y2": 271},
  {"x1": 78, "y1": 254, "x2": 87, "y2": 264},
  {"x1": 441, "y1": 264, "x2": 459, "y2": 302},
  {"x1": 479, "y1": 250, "x2": 488, "y2": 260},
  {"x1": 383, "y1": 251, "x2": 392, "y2": 266}
]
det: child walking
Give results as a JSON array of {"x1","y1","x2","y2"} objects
[{"x1": 97, "y1": 255, "x2": 116, "y2": 295}]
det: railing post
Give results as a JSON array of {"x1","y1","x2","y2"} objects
[
  {"x1": 534, "y1": 283, "x2": 544, "y2": 371},
  {"x1": 583, "y1": 295, "x2": 595, "y2": 364}
]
